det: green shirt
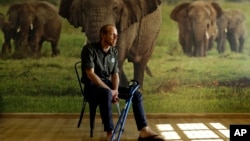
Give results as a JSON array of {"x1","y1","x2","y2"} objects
[{"x1": 81, "y1": 42, "x2": 119, "y2": 83}]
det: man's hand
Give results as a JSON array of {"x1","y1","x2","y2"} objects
[{"x1": 111, "y1": 89, "x2": 119, "y2": 104}]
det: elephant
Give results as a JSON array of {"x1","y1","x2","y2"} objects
[
  {"x1": 170, "y1": 1, "x2": 223, "y2": 57},
  {"x1": 216, "y1": 9, "x2": 246, "y2": 53},
  {"x1": 59, "y1": 0, "x2": 162, "y2": 88},
  {"x1": 6, "y1": 0, "x2": 62, "y2": 57}
]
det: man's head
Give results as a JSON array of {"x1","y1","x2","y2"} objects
[{"x1": 100, "y1": 24, "x2": 118, "y2": 47}]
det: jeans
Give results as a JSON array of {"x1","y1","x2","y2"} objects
[{"x1": 85, "y1": 84, "x2": 148, "y2": 132}]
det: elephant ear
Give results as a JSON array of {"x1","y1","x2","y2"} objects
[
  {"x1": 170, "y1": 2, "x2": 189, "y2": 22},
  {"x1": 59, "y1": 0, "x2": 84, "y2": 29},
  {"x1": 118, "y1": 0, "x2": 161, "y2": 32},
  {"x1": 227, "y1": 10, "x2": 245, "y2": 29},
  {"x1": 6, "y1": 3, "x2": 21, "y2": 23},
  {"x1": 211, "y1": 2, "x2": 223, "y2": 18}
]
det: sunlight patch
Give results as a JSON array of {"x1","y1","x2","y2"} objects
[
  {"x1": 156, "y1": 124, "x2": 174, "y2": 131},
  {"x1": 209, "y1": 123, "x2": 227, "y2": 129},
  {"x1": 161, "y1": 131, "x2": 181, "y2": 140},
  {"x1": 183, "y1": 130, "x2": 219, "y2": 139},
  {"x1": 156, "y1": 122, "x2": 229, "y2": 140},
  {"x1": 218, "y1": 129, "x2": 230, "y2": 138},
  {"x1": 177, "y1": 123, "x2": 209, "y2": 130}
]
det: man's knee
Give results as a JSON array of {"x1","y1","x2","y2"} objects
[
  {"x1": 132, "y1": 91, "x2": 142, "y2": 103},
  {"x1": 98, "y1": 87, "x2": 113, "y2": 99}
]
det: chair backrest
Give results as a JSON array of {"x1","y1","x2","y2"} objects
[{"x1": 74, "y1": 61, "x2": 85, "y2": 98}]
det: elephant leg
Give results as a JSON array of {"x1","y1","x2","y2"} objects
[
  {"x1": 207, "y1": 37, "x2": 214, "y2": 51},
  {"x1": 133, "y1": 62, "x2": 147, "y2": 89},
  {"x1": 31, "y1": 42, "x2": 39, "y2": 57},
  {"x1": 227, "y1": 33, "x2": 237, "y2": 52},
  {"x1": 51, "y1": 41, "x2": 60, "y2": 56},
  {"x1": 180, "y1": 40, "x2": 191, "y2": 56},
  {"x1": 28, "y1": 35, "x2": 40, "y2": 56},
  {"x1": 1, "y1": 40, "x2": 11, "y2": 55},
  {"x1": 120, "y1": 68, "x2": 128, "y2": 87},
  {"x1": 179, "y1": 35, "x2": 187, "y2": 54},
  {"x1": 202, "y1": 41, "x2": 207, "y2": 57},
  {"x1": 193, "y1": 42, "x2": 202, "y2": 57},
  {"x1": 1, "y1": 43, "x2": 7, "y2": 55},
  {"x1": 217, "y1": 38, "x2": 226, "y2": 54},
  {"x1": 238, "y1": 37, "x2": 244, "y2": 53},
  {"x1": 118, "y1": 59, "x2": 128, "y2": 87},
  {"x1": 185, "y1": 35, "x2": 193, "y2": 56}
]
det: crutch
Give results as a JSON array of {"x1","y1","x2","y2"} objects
[{"x1": 110, "y1": 80, "x2": 140, "y2": 141}]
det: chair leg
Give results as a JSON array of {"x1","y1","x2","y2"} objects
[
  {"x1": 77, "y1": 101, "x2": 87, "y2": 128},
  {"x1": 89, "y1": 102, "x2": 98, "y2": 137},
  {"x1": 116, "y1": 102, "x2": 121, "y2": 116}
]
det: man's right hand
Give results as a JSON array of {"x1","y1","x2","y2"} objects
[{"x1": 111, "y1": 89, "x2": 119, "y2": 104}]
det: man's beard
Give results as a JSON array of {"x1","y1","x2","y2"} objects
[{"x1": 106, "y1": 40, "x2": 116, "y2": 46}]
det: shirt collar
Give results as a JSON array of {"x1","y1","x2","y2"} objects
[{"x1": 97, "y1": 42, "x2": 111, "y2": 54}]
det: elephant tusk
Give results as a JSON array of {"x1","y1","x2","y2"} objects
[
  {"x1": 205, "y1": 31, "x2": 209, "y2": 39},
  {"x1": 17, "y1": 27, "x2": 20, "y2": 32},
  {"x1": 30, "y1": 23, "x2": 33, "y2": 30},
  {"x1": 224, "y1": 28, "x2": 227, "y2": 33}
]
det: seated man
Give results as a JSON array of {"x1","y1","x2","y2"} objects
[{"x1": 81, "y1": 24, "x2": 164, "y2": 141}]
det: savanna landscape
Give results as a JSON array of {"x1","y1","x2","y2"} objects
[{"x1": 1, "y1": 0, "x2": 250, "y2": 113}]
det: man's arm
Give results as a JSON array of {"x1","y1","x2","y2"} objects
[
  {"x1": 86, "y1": 68, "x2": 119, "y2": 102},
  {"x1": 111, "y1": 72, "x2": 119, "y2": 103},
  {"x1": 111, "y1": 72, "x2": 119, "y2": 91},
  {"x1": 85, "y1": 67, "x2": 111, "y2": 90}
]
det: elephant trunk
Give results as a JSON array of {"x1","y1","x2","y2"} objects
[
  {"x1": 84, "y1": 8, "x2": 115, "y2": 43},
  {"x1": 85, "y1": 23, "x2": 101, "y2": 42},
  {"x1": 16, "y1": 23, "x2": 33, "y2": 47},
  {"x1": 191, "y1": 22, "x2": 208, "y2": 57}
]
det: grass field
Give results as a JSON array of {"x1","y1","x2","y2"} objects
[{"x1": 1, "y1": 1, "x2": 250, "y2": 113}]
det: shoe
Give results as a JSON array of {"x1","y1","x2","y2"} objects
[
  {"x1": 108, "y1": 135, "x2": 116, "y2": 141},
  {"x1": 138, "y1": 135, "x2": 165, "y2": 141}
]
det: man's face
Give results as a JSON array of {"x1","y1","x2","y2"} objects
[{"x1": 103, "y1": 26, "x2": 118, "y2": 46}]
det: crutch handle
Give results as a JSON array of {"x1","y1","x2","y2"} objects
[{"x1": 128, "y1": 80, "x2": 140, "y2": 95}]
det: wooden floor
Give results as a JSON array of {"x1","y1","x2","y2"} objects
[{"x1": 1, "y1": 113, "x2": 250, "y2": 141}]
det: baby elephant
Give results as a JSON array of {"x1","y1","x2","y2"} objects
[
  {"x1": 216, "y1": 9, "x2": 246, "y2": 53},
  {"x1": 5, "y1": 1, "x2": 62, "y2": 57}
]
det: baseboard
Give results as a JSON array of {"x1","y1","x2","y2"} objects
[{"x1": 1, "y1": 113, "x2": 250, "y2": 119}]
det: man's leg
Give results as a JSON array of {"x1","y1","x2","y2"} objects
[
  {"x1": 118, "y1": 87, "x2": 147, "y2": 130},
  {"x1": 132, "y1": 91, "x2": 148, "y2": 130},
  {"x1": 89, "y1": 86, "x2": 114, "y2": 131}
]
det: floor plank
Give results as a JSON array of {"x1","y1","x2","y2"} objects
[{"x1": 1, "y1": 113, "x2": 250, "y2": 141}]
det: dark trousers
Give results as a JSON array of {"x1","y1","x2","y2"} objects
[{"x1": 85, "y1": 84, "x2": 148, "y2": 132}]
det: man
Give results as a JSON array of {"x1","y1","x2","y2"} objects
[{"x1": 81, "y1": 24, "x2": 164, "y2": 141}]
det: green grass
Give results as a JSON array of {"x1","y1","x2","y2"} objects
[{"x1": 1, "y1": 2, "x2": 250, "y2": 113}]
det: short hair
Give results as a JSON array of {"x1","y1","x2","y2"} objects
[{"x1": 100, "y1": 24, "x2": 115, "y2": 39}]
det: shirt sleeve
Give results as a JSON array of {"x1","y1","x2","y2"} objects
[{"x1": 81, "y1": 44, "x2": 95, "y2": 69}]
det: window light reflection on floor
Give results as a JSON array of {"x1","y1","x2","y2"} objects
[
  {"x1": 177, "y1": 123, "x2": 209, "y2": 130},
  {"x1": 156, "y1": 124, "x2": 181, "y2": 140},
  {"x1": 209, "y1": 122, "x2": 230, "y2": 138},
  {"x1": 218, "y1": 130, "x2": 230, "y2": 138},
  {"x1": 156, "y1": 123, "x2": 229, "y2": 141},
  {"x1": 209, "y1": 123, "x2": 227, "y2": 129},
  {"x1": 183, "y1": 130, "x2": 219, "y2": 139}
]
